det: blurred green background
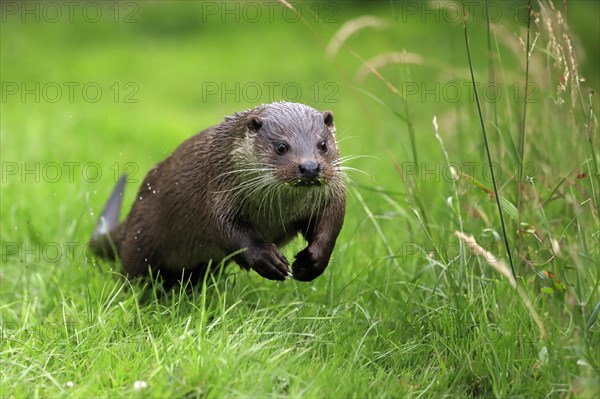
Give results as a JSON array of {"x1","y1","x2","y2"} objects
[{"x1": 2, "y1": 0, "x2": 598, "y2": 191}]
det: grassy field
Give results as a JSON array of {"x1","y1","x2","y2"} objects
[{"x1": 1, "y1": 1, "x2": 599, "y2": 397}]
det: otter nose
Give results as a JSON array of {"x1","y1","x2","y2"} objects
[{"x1": 299, "y1": 161, "x2": 320, "y2": 179}]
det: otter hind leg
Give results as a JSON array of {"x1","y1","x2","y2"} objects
[{"x1": 89, "y1": 224, "x2": 124, "y2": 261}]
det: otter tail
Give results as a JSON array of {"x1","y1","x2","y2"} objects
[{"x1": 89, "y1": 174, "x2": 127, "y2": 260}]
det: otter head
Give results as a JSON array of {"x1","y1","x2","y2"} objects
[{"x1": 245, "y1": 102, "x2": 340, "y2": 188}]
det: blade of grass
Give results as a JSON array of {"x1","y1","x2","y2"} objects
[
  {"x1": 455, "y1": 231, "x2": 547, "y2": 340},
  {"x1": 353, "y1": 86, "x2": 408, "y2": 123},
  {"x1": 491, "y1": 121, "x2": 520, "y2": 168},
  {"x1": 516, "y1": 0, "x2": 533, "y2": 262},
  {"x1": 462, "y1": 3, "x2": 516, "y2": 279},
  {"x1": 587, "y1": 301, "x2": 600, "y2": 331},
  {"x1": 541, "y1": 163, "x2": 582, "y2": 207},
  {"x1": 583, "y1": 93, "x2": 600, "y2": 217},
  {"x1": 352, "y1": 187, "x2": 403, "y2": 274},
  {"x1": 485, "y1": 0, "x2": 498, "y2": 128},
  {"x1": 433, "y1": 116, "x2": 465, "y2": 280}
]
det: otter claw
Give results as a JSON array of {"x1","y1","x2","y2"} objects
[
  {"x1": 292, "y1": 247, "x2": 326, "y2": 282},
  {"x1": 244, "y1": 243, "x2": 290, "y2": 281}
]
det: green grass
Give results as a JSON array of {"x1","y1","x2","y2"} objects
[{"x1": 1, "y1": 1, "x2": 599, "y2": 397}]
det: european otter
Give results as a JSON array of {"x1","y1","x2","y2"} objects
[{"x1": 91, "y1": 102, "x2": 346, "y2": 285}]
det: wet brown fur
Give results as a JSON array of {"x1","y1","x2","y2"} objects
[{"x1": 91, "y1": 102, "x2": 346, "y2": 285}]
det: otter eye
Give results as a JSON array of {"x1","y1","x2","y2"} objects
[
  {"x1": 318, "y1": 140, "x2": 328, "y2": 153},
  {"x1": 275, "y1": 143, "x2": 289, "y2": 155}
]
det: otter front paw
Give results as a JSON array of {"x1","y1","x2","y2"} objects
[
  {"x1": 292, "y1": 246, "x2": 330, "y2": 282},
  {"x1": 242, "y1": 243, "x2": 291, "y2": 281}
]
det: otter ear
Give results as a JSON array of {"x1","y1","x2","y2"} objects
[
  {"x1": 323, "y1": 111, "x2": 334, "y2": 128},
  {"x1": 247, "y1": 116, "x2": 263, "y2": 132}
]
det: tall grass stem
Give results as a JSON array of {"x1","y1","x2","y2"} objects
[{"x1": 462, "y1": 5, "x2": 516, "y2": 279}]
